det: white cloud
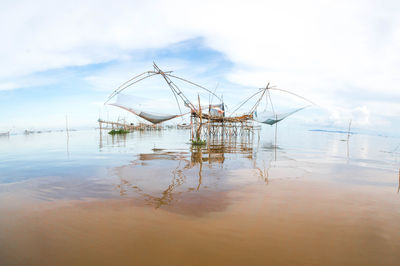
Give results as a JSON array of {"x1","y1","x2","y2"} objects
[
  {"x1": 1, "y1": 0, "x2": 400, "y2": 132},
  {"x1": 0, "y1": 82, "x2": 19, "y2": 91}
]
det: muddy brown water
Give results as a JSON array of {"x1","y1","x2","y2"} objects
[{"x1": 0, "y1": 129, "x2": 399, "y2": 265}]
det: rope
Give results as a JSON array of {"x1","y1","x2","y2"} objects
[
  {"x1": 166, "y1": 74, "x2": 223, "y2": 103},
  {"x1": 267, "y1": 88, "x2": 318, "y2": 107},
  {"x1": 267, "y1": 89, "x2": 275, "y2": 115},
  {"x1": 228, "y1": 89, "x2": 264, "y2": 117},
  {"x1": 105, "y1": 72, "x2": 159, "y2": 104}
]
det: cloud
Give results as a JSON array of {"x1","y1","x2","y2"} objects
[
  {"x1": 1, "y1": 0, "x2": 400, "y2": 133},
  {"x1": 0, "y1": 82, "x2": 19, "y2": 91}
]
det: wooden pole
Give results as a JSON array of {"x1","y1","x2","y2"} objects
[
  {"x1": 190, "y1": 114, "x2": 193, "y2": 140},
  {"x1": 398, "y1": 168, "x2": 400, "y2": 194},
  {"x1": 196, "y1": 94, "x2": 203, "y2": 140},
  {"x1": 347, "y1": 119, "x2": 352, "y2": 158},
  {"x1": 347, "y1": 119, "x2": 352, "y2": 141},
  {"x1": 65, "y1": 115, "x2": 69, "y2": 138},
  {"x1": 208, "y1": 104, "x2": 210, "y2": 141},
  {"x1": 274, "y1": 115, "x2": 278, "y2": 160}
]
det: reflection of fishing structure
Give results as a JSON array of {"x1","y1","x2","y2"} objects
[
  {"x1": 252, "y1": 141, "x2": 282, "y2": 183},
  {"x1": 398, "y1": 169, "x2": 400, "y2": 194},
  {"x1": 104, "y1": 63, "x2": 313, "y2": 141},
  {"x1": 0, "y1": 131, "x2": 10, "y2": 137},
  {"x1": 115, "y1": 138, "x2": 256, "y2": 208},
  {"x1": 190, "y1": 138, "x2": 255, "y2": 167},
  {"x1": 254, "y1": 160, "x2": 271, "y2": 184}
]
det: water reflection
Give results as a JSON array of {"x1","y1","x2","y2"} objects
[
  {"x1": 398, "y1": 169, "x2": 400, "y2": 194},
  {"x1": 254, "y1": 160, "x2": 271, "y2": 184},
  {"x1": 99, "y1": 130, "x2": 132, "y2": 149},
  {"x1": 1, "y1": 129, "x2": 398, "y2": 211},
  {"x1": 2, "y1": 131, "x2": 400, "y2": 266},
  {"x1": 113, "y1": 138, "x2": 258, "y2": 210}
]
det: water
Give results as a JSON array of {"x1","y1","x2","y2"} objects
[{"x1": 0, "y1": 128, "x2": 399, "y2": 265}]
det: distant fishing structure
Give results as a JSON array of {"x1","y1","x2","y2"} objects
[
  {"x1": 102, "y1": 63, "x2": 313, "y2": 141},
  {"x1": 0, "y1": 127, "x2": 12, "y2": 137},
  {"x1": 0, "y1": 131, "x2": 10, "y2": 137}
]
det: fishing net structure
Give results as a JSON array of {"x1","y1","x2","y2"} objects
[
  {"x1": 104, "y1": 63, "x2": 315, "y2": 128},
  {"x1": 253, "y1": 106, "x2": 308, "y2": 125},
  {"x1": 228, "y1": 83, "x2": 315, "y2": 126},
  {"x1": 105, "y1": 63, "x2": 225, "y2": 125},
  {"x1": 110, "y1": 93, "x2": 185, "y2": 124}
]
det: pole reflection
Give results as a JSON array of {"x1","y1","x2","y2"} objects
[{"x1": 113, "y1": 136, "x2": 273, "y2": 209}]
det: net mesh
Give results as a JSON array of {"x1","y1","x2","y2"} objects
[
  {"x1": 109, "y1": 93, "x2": 181, "y2": 124},
  {"x1": 254, "y1": 106, "x2": 307, "y2": 125}
]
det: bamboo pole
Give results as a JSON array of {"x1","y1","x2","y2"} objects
[
  {"x1": 347, "y1": 119, "x2": 352, "y2": 141},
  {"x1": 274, "y1": 115, "x2": 278, "y2": 160},
  {"x1": 346, "y1": 119, "x2": 352, "y2": 158},
  {"x1": 196, "y1": 94, "x2": 203, "y2": 140},
  {"x1": 190, "y1": 113, "x2": 194, "y2": 140},
  {"x1": 65, "y1": 115, "x2": 69, "y2": 138},
  {"x1": 398, "y1": 169, "x2": 399, "y2": 194}
]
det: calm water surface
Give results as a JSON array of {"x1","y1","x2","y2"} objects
[{"x1": 0, "y1": 127, "x2": 399, "y2": 265}]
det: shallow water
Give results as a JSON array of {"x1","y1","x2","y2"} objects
[{"x1": 0, "y1": 128, "x2": 399, "y2": 265}]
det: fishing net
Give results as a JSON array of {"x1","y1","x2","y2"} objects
[
  {"x1": 254, "y1": 106, "x2": 308, "y2": 125},
  {"x1": 108, "y1": 93, "x2": 183, "y2": 124}
]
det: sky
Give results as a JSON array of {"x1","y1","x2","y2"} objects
[{"x1": 0, "y1": 0, "x2": 399, "y2": 136}]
